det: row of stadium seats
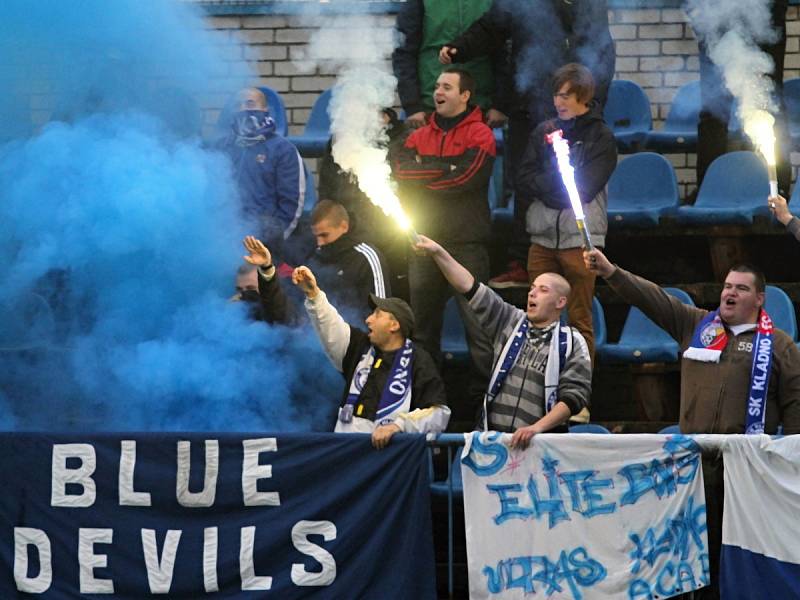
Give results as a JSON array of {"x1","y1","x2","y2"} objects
[
  {"x1": 605, "y1": 78, "x2": 800, "y2": 153},
  {"x1": 490, "y1": 150, "x2": 792, "y2": 228},
  {"x1": 220, "y1": 78, "x2": 800, "y2": 161},
  {"x1": 442, "y1": 282, "x2": 798, "y2": 366}
]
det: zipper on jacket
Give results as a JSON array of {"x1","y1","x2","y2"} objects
[
  {"x1": 439, "y1": 131, "x2": 448, "y2": 157},
  {"x1": 555, "y1": 210, "x2": 562, "y2": 249}
]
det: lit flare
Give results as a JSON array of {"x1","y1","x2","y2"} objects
[
  {"x1": 354, "y1": 163, "x2": 419, "y2": 242},
  {"x1": 743, "y1": 109, "x2": 778, "y2": 197},
  {"x1": 545, "y1": 129, "x2": 593, "y2": 250}
]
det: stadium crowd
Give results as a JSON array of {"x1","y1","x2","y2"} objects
[{"x1": 220, "y1": 3, "x2": 800, "y2": 597}]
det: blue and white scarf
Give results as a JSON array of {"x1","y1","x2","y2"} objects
[
  {"x1": 343, "y1": 339, "x2": 415, "y2": 426},
  {"x1": 685, "y1": 308, "x2": 774, "y2": 434},
  {"x1": 482, "y1": 318, "x2": 570, "y2": 430},
  {"x1": 233, "y1": 110, "x2": 277, "y2": 147}
]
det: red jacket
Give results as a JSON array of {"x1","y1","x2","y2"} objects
[{"x1": 393, "y1": 106, "x2": 496, "y2": 244}]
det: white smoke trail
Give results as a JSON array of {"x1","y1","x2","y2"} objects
[
  {"x1": 303, "y1": 15, "x2": 412, "y2": 230},
  {"x1": 686, "y1": 0, "x2": 780, "y2": 176}
]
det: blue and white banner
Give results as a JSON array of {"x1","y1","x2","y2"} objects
[
  {"x1": 461, "y1": 432, "x2": 709, "y2": 599},
  {"x1": 721, "y1": 435, "x2": 800, "y2": 599},
  {"x1": 0, "y1": 433, "x2": 436, "y2": 598}
]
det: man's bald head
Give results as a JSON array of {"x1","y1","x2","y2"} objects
[
  {"x1": 539, "y1": 272, "x2": 571, "y2": 300},
  {"x1": 527, "y1": 272, "x2": 571, "y2": 327},
  {"x1": 237, "y1": 87, "x2": 267, "y2": 111}
]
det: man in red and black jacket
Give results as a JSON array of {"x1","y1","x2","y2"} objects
[{"x1": 392, "y1": 66, "x2": 496, "y2": 414}]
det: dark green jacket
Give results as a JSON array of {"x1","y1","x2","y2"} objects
[{"x1": 392, "y1": 0, "x2": 505, "y2": 116}]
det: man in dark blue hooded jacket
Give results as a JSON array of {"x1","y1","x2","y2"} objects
[{"x1": 222, "y1": 87, "x2": 305, "y2": 255}]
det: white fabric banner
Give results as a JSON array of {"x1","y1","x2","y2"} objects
[
  {"x1": 461, "y1": 432, "x2": 709, "y2": 599},
  {"x1": 720, "y1": 435, "x2": 800, "y2": 599}
]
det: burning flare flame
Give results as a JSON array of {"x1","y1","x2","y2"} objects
[
  {"x1": 743, "y1": 109, "x2": 776, "y2": 166},
  {"x1": 546, "y1": 130, "x2": 586, "y2": 220},
  {"x1": 742, "y1": 109, "x2": 777, "y2": 196},
  {"x1": 546, "y1": 129, "x2": 593, "y2": 250}
]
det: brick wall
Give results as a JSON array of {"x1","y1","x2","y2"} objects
[{"x1": 204, "y1": 6, "x2": 800, "y2": 197}]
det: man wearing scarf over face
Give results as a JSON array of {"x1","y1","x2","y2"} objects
[
  {"x1": 223, "y1": 88, "x2": 305, "y2": 258},
  {"x1": 584, "y1": 247, "x2": 800, "y2": 600},
  {"x1": 293, "y1": 265, "x2": 449, "y2": 449}
]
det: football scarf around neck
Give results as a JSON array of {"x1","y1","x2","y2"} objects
[
  {"x1": 482, "y1": 317, "x2": 569, "y2": 431},
  {"x1": 746, "y1": 310, "x2": 774, "y2": 434},
  {"x1": 544, "y1": 322, "x2": 572, "y2": 413},
  {"x1": 685, "y1": 308, "x2": 774, "y2": 434},
  {"x1": 342, "y1": 339, "x2": 414, "y2": 426}
]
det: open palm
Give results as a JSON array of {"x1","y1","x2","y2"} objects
[{"x1": 242, "y1": 235, "x2": 271, "y2": 266}]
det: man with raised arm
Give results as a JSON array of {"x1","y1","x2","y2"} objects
[
  {"x1": 292, "y1": 265, "x2": 449, "y2": 449},
  {"x1": 583, "y1": 246, "x2": 800, "y2": 600},
  {"x1": 768, "y1": 193, "x2": 800, "y2": 243},
  {"x1": 413, "y1": 236, "x2": 591, "y2": 449}
]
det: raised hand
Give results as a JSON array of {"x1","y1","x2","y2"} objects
[
  {"x1": 412, "y1": 234, "x2": 443, "y2": 256},
  {"x1": 242, "y1": 236, "x2": 271, "y2": 267},
  {"x1": 769, "y1": 194, "x2": 793, "y2": 226},
  {"x1": 583, "y1": 248, "x2": 615, "y2": 279},
  {"x1": 292, "y1": 266, "x2": 319, "y2": 299},
  {"x1": 438, "y1": 45, "x2": 457, "y2": 64}
]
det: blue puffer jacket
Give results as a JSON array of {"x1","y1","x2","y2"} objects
[{"x1": 225, "y1": 133, "x2": 305, "y2": 240}]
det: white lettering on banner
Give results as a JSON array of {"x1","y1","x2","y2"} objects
[
  {"x1": 20, "y1": 440, "x2": 350, "y2": 594},
  {"x1": 176, "y1": 440, "x2": 219, "y2": 507},
  {"x1": 748, "y1": 396, "x2": 762, "y2": 417},
  {"x1": 203, "y1": 527, "x2": 219, "y2": 593},
  {"x1": 14, "y1": 528, "x2": 52, "y2": 593},
  {"x1": 142, "y1": 529, "x2": 182, "y2": 594},
  {"x1": 240, "y1": 526, "x2": 272, "y2": 590},
  {"x1": 52, "y1": 444, "x2": 96, "y2": 507},
  {"x1": 79, "y1": 528, "x2": 114, "y2": 594},
  {"x1": 242, "y1": 438, "x2": 280, "y2": 507},
  {"x1": 291, "y1": 521, "x2": 337, "y2": 586},
  {"x1": 119, "y1": 440, "x2": 151, "y2": 506},
  {"x1": 750, "y1": 337, "x2": 772, "y2": 392}
]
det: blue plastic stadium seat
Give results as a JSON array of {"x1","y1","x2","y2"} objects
[
  {"x1": 569, "y1": 423, "x2": 611, "y2": 434},
  {"x1": 288, "y1": 88, "x2": 332, "y2": 158},
  {"x1": 765, "y1": 285, "x2": 798, "y2": 341},
  {"x1": 214, "y1": 86, "x2": 289, "y2": 141},
  {"x1": 784, "y1": 78, "x2": 800, "y2": 145},
  {"x1": 675, "y1": 151, "x2": 770, "y2": 225},
  {"x1": 301, "y1": 161, "x2": 317, "y2": 215},
  {"x1": 644, "y1": 81, "x2": 702, "y2": 152},
  {"x1": 489, "y1": 155, "x2": 514, "y2": 227},
  {"x1": 603, "y1": 79, "x2": 652, "y2": 153},
  {"x1": 442, "y1": 297, "x2": 469, "y2": 363},
  {"x1": 659, "y1": 424, "x2": 682, "y2": 434},
  {"x1": 597, "y1": 287, "x2": 695, "y2": 364},
  {"x1": 592, "y1": 296, "x2": 608, "y2": 352},
  {"x1": 790, "y1": 175, "x2": 800, "y2": 207},
  {"x1": 257, "y1": 86, "x2": 289, "y2": 138},
  {"x1": 607, "y1": 153, "x2": 680, "y2": 227},
  {"x1": 430, "y1": 449, "x2": 464, "y2": 497}
]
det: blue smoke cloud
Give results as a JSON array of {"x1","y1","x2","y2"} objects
[{"x1": 0, "y1": 0, "x2": 341, "y2": 431}]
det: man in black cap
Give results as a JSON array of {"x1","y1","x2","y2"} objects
[{"x1": 293, "y1": 265, "x2": 449, "y2": 448}]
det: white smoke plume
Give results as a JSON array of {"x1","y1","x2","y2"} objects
[
  {"x1": 302, "y1": 16, "x2": 411, "y2": 229},
  {"x1": 685, "y1": 0, "x2": 781, "y2": 161}
]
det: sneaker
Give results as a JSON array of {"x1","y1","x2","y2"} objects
[{"x1": 488, "y1": 261, "x2": 529, "y2": 289}]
